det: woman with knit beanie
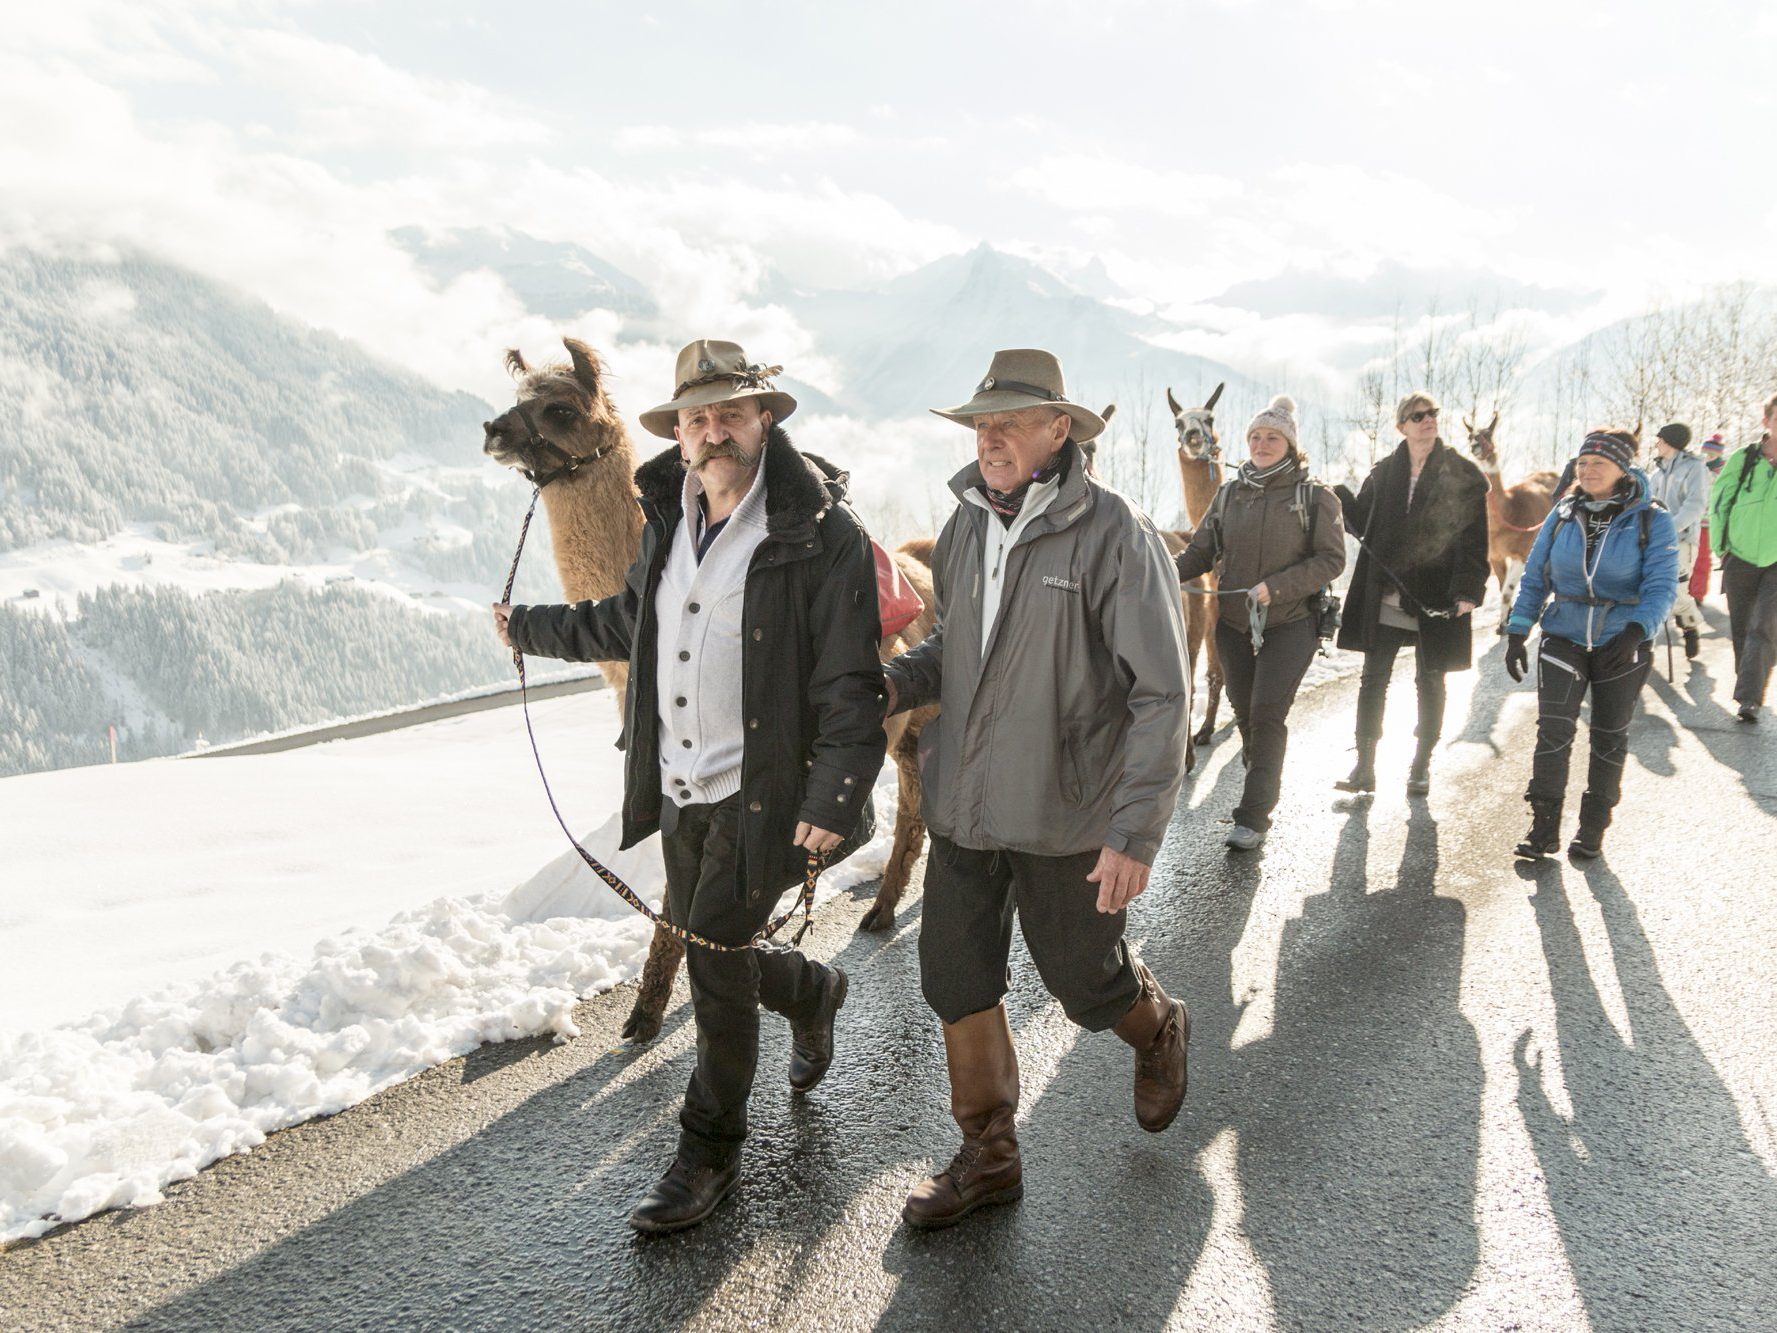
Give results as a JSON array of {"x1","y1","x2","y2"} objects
[
  {"x1": 1331, "y1": 391, "x2": 1492, "y2": 797},
  {"x1": 1175, "y1": 394, "x2": 1347, "y2": 849},
  {"x1": 1503, "y1": 429, "x2": 1678, "y2": 858}
]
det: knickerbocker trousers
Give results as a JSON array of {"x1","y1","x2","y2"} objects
[{"x1": 661, "y1": 795, "x2": 826, "y2": 1167}]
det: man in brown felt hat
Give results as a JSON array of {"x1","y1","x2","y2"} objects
[
  {"x1": 882, "y1": 348, "x2": 1194, "y2": 1228},
  {"x1": 493, "y1": 340, "x2": 887, "y2": 1232}
]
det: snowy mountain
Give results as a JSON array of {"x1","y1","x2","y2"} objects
[{"x1": 0, "y1": 249, "x2": 562, "y2": 774}]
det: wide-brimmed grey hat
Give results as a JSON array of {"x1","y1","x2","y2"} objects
[
  {"x1": 931, "y1": 348, "x2": 1106, "y2": 443},
  {"x1": 638, "y1": 339, "x2": 798, "y2": 439}
]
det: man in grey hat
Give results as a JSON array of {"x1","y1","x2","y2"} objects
[
  {"x1": 492, "y1": 340, "x2": 886, "y2": 1233},
  {"x1": 1648, "y1": 421, "x2": 1709, "y2": 658},
  {"x1": 882, "y1": 348, "x2": 1194, "y2": 1230}
]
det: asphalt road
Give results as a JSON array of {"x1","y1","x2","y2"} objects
[{"x1": 5, "y1": 607, "x2": 1775, "y2": 1332}]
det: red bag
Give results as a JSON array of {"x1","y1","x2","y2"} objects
[
  {"x1": 1690, "y1": 526, "x2": 1712, "y2": 602},
  {"x1": 873, "y1": 540, "x2": 924, "y2": 638}
]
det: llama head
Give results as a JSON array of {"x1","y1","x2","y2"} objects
[
  {"x1": 1169, "y1": 383, "x2": 1223, "y2": 462},
  {"x1": 483, "y1": 338, "x2": 625, "y2": 479},
  {"x1": 1464, "y1": 410, "x2": 1501, "y2": 464}
]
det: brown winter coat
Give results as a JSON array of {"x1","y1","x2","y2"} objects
[{"x1": 1174, "y1": 461, "x2": 1347, "y2": 632}]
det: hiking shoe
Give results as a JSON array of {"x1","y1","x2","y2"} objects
[
  {"x1": 1682, "y1": 627, "x2": 1700, "y2": 660},
  {"x1": 1739, "y1": 704, "x2": 1761, "y2": 724},
  {"x1": 788, "y1": 965, "x2": 847, "y2": 1093},
  {"x1": 1224, "y1": 825, "x2": 1266, "y2": 851}
]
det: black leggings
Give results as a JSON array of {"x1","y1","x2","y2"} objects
[
  {"x1": 1215, "y1": 616, "x2": 1319, "y2": 832},
  {"x1": 1526, "y1": 634, "x2": 1652, "y2": 826},
  {"x1": 1355, "y1": 623, "x2": 1447, "y2": 747}
]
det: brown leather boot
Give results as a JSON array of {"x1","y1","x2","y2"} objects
[
  {"x1": 1113, "y1": 962, "x2": 1190, "y2": 1133},
  {"x1": 902, "y1": 1004, "x2": 1023, "y2": 1229}
]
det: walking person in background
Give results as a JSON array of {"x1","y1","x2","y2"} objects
[
  {"x1": 1710, "y1": 393, "x2": 1777, "y2": 723},
  {"x1": 1693, "y1": 433, "x2": 1729, "y2": 604},
  {"x1": 493, "y1": 340, "x2": 886, "y2": 1232},
  {"x1": 1503, "y1": 430, "x2": 1678, "y2": 859},
  {"x1": 882, "y1": 349, "x2": 1193, "y2": 1230},
  {"x1": 1646, "y1": 422, "x2": 1711, "y2": 660},
  {"x1": 1330, "y1": 391, "x2": 1490, "y2": 797},
  {"x1": 1175, "y1": 394, "x2": 1346, "y2": 849}
]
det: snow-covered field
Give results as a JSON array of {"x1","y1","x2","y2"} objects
[{"x1": 0, "y1": 689, "x2": 899, "y2": 1244}]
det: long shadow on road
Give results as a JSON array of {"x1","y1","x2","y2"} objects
[{"x1": 1514, "y1": 860, "x2": 1777, "y2": 1331}]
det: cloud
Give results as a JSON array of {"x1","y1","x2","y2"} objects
[
  {"x1": 1007, "y1": 155, "x2": 1242, "y2": 221},
  {"x1": 226, "y1": 30, "x2": 553, "y2": 152},
  {"x1": 613, "y1": 121, "x2": 860, "y2": 156}
]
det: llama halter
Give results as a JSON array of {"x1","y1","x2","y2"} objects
[{"x1": 508, "y1": 399, "x2": 617, "y2": 490}]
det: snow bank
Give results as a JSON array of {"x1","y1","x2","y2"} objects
[{"x1": 0, "y1": 774, "x2": 901, "y2": 1245}]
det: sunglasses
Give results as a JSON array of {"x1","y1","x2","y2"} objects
[{"x1": 1405, "y1": 409, "x2": 1439, "y2": 424}]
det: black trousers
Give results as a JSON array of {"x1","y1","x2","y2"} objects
[
  {"x1": 1722, "y1": 553, "x2": 1777, "y2": 707},
  {"x1": 1215, "y1": 616, "x2": 1319, "y2": 832},
  {"x1": 1526, "y1": 634, "x2": 1652, "y2": 825},
  {"x1": 918, "y1": 834, "x2": 1142, "y2": 1032},
  {"x1": 660, "y1": 796, "x2": 826, "y2": 1168},
  {"x1": 1354, "y1": 623, "x2": 1446, "y2": 749}
]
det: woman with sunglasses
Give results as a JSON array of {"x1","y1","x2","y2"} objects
[{"x1": 1331, "y1": 392, "x2": 1491, "y2": 796}]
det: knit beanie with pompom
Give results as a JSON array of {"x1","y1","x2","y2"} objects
[{"x1": 1246, "y1": 394, "x2": 1299, "y2": 449}]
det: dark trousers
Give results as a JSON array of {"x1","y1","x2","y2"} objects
[
  {"x1": 1722, "y1": 553, "x2": 1777, "y2": 707},
  {"x1": 1526, "y1": 634, "x2": 1652, "y2": 825},
  {"x1": 1355, "y1": 623, "x2": 1447, "y2": 749},
  {"x1": 918, "y1": 834, "x2": 1142, "y2": 1032},
  {"x1": 660, "y1": 796, "x2": 826, "y2": 1168},
  {"x1": 1215, "y1": 616, "x2": 1319, "y2": 832}
]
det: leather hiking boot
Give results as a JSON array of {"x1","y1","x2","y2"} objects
[
  {"x1": 1334, "y1": 740, "x2": 1378, "y2": 793},
  {"x1": 1568, "y1": 797, "x2": 1610, "y2": 860},
  {"x1": 902, "y1": 1107, "x2": 1023, "y2": 1230},
  {"x1": 1114, "y1": 962, "x2": 1190, "y2": 1133},
  {"x1": 903, "y1": 1004, "x2": 1022, "y2": 1230},
  {"x1": 788, "y1": 965, "x2": 847, "y2": 1094},
  {"x1": 628, "y1": 1157, "x2": 741, "y2": 1234},
  {"x1": 1683, "y1": 627, "x2": 1700, "y2": 660},
  {"x1": 1515, "y1": 799, "x2": 1563, "y2": 859}
]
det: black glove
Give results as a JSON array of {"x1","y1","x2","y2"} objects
[
  {"x1": 1504, "y1": 633, "x2": 1528, "y2": 682},
  {"x1": 1595, "y1": 623, "x2": 1647, "y2": 675}
]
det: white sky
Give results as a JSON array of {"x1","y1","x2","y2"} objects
[{"x1": 2, "y1": 0, "x2": 1773, "y2": 401}]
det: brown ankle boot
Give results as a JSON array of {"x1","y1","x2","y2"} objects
[
  {"x1": 1113, "y1": 962, "x2": 1190, "y2": 1133},
  {"x1": 902, "y1": 1005, "x2": 1023, "y2": 1229}
]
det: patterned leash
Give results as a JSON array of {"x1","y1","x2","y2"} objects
[{"x1": 502, "y1": 486, "x2": 823, "y2": 951}]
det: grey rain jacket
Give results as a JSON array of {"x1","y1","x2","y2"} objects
[
  {"x1": 883, "y1": 443, "x2": 1191, "y2": 865},
  {"x1": 1647, "y1": 447, "x2": 1710, "y2": 544}
]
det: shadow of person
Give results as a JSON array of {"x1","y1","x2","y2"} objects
[
  {"x1": 1514, "y1": 860, "x2": 1777, "y2": 1331},
  {"x1": 1231, "y1": 803, "x2": 1483, "y2": 1330},
  {"x1": 1450, "y1": 635, "x2": 1524, "y2": 757}
]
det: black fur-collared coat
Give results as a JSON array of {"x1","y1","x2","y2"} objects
[
  {"x1": 1335, "y1": 438, "x2": 1492, "y2": 672},
  {"x1": 508, "y1": 426, "x2": 887, "y2": 897}
]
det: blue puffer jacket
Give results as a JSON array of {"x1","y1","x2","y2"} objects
[{"x1": 1507, "y1": 468, "x2": 1679, "y2": 648}]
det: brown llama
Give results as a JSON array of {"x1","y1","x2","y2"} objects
[
  {"x1": 484, "y1": 338, "x2": 936, "y2": 1041},
  {"x1": 1463, "y1": 411, "x2": 1560, "y2": 632},
  {"x1": 1167, "y1": 384, "x2": 1228, "y2": 747}
]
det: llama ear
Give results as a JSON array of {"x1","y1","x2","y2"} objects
[
  {"x1": 1100, "y1": 403, "x2": 1117, "y2": 428},
  {"x1": 1487, "y1": 409, "x2": 1499, "y2": 435},
  {"x1": 1204, "y1": 382, "x2": 1224, "y2": 412},
  {"x1": 1632, "y1": 418, "x2": 1643, "y2": 443},
  {"x1": 1462, "y1": 414, "x2": 1474, "y2": 433},
  {"x1": 563, "y1": 338, "x2": 602, "y2": 396},
  {"x1": 504, "y1": 348, "x2": 529, "y2": 379},
  {"x1": 1166, "y1": 386, "x2": 1183, "y2": 417}
]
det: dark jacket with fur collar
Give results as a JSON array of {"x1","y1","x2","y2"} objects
[
  {"x1": 507, "y1": 426, "x2": 887, "y2": 898},
  {"x1": 1334, "y1": 438, "x2": 1491, "y2": 672}
]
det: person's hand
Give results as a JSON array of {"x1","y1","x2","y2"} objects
[
  {"x1": 492, "y1": 603, "x2": 514, "y2": 649},
  {"x1": 1455, "y1": 600, "x2": 1478, "y2": 617},
  {"x1": 1087, "y1": 845, "x2": 1151, "y2": 913},
  {"x1": 794, "y1": 823, "x2": 843, "y2": 856},
  {"x1": 1595, "y1": 623, "x2": 1647, "y2": 675},
  {"x1": 1250, "y1": 581, "x2": 1273, "y2": 606},
  {"x1": 1504, "y1": 632, "x2": 1528, "y2": 682},
  {"x1": 1332, "y1": 482, "x2": 1357, "y2": 508}
]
